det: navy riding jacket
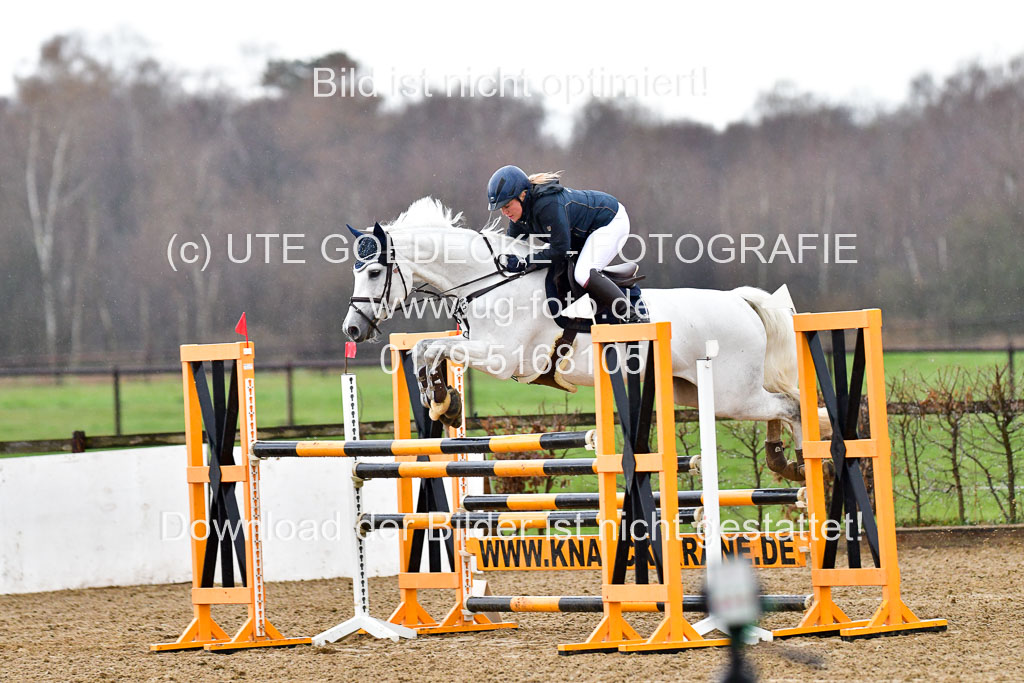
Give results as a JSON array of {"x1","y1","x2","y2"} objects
[{"x1": 507, "y1": 180, "x2": 620, "y2": 266}]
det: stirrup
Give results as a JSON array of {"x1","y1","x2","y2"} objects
[
  {"x1": 627, "y1": 309, "x2": 649, "y2": 324},
  {"x1": 627, "y1": 296, "x2": 649, "y2": 324}
]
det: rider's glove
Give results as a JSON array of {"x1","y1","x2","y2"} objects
[{"x1": 499, "y1": 254, "x2": 527, "y2": 273}]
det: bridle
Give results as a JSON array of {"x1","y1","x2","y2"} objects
[
  {"x1": 346, "y1": 223, "x2": 411, "y2": 339},
  {"x1": 348, "y1": 225, "x2": 536, "y2": 337},
  {"x1": 414, "y1": 234, "x2": 536, "y2": 332}
]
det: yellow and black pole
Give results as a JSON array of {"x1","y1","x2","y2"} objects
[
  {"x1": 251, "y1": 430, "x2": 596, "y2": 458},
  {"x1": 358, "y1": 508, "x2": 701, "y2": 532},
  {"x1": 351, "y1": 455, "x2": 699, "y2": 480},
  {"x1": 466, "y1": 595, "x2": 811, "y2": 614}
]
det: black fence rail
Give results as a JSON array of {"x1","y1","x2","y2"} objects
[
  {"x1": 0, "y1": 357, "x2": 381, "y2": 436},
  {"x1": 0, "y1": 411, "x2": 600, "y2": 455},
  {"x1": 6, "y1": 399, "x2": 1024, "y2": 456}
]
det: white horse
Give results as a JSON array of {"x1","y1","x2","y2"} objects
[{"x1": 343, "y1": 197, "x2": 822, "y2": 481}]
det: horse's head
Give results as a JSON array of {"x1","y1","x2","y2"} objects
[
  {"x1": 343, "y1": 221, "x2": 412, "y2": 342},
  {"x1": 343, "y1": 196, "x2": 526, "y2": 342}
]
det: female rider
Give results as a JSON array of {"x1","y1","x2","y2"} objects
[{"x1": 486, "y1": 165, "x2": 633, "y2": 321}]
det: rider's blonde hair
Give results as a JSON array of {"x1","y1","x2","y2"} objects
[{"x1": 528, "y1": 170, "x2": 564, "y2": 185}]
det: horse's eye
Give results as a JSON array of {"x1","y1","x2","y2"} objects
[{"x1": 368, "y1": 269, "x2": 381, "y2": 279}]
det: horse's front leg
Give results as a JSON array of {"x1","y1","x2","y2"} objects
[
  {"x1": 411, "y1": 338, "x2": 474, "y2": 427},
  {"x1": 408, "y1": 340, "x2": 435, "y2": 411},
  {"x1": 415, "y1": 338, "x2": 521, "y2": 427},
  {"x1": 410, "y1": 339, "x2": 460, "y2": 425}
]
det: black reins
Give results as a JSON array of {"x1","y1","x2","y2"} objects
[{"x1": 348, "y1": 232, "x2": 535, "y2": 335}]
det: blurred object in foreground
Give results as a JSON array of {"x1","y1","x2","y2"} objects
[{"x1": 708, "y1": 558, "x2": 760, "y2": 683}]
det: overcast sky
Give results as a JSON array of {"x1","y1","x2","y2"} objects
[{"x1": 4, "y1": 1, "x2": 1023, "y2": 132}]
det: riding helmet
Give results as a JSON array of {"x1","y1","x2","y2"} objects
[{"x1": 486, "y1": 165, "x2": 530, "y2": 211}]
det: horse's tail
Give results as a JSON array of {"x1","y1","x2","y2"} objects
[{"x1": 732, "y1": 285, "x2": 800, "y2": 400}]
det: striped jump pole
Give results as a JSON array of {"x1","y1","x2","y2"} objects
[
  {"x1": 462, "y1": 488, "x2": 804, "y2": 511},
  {"x1": 358, "y1": 508, "x2": 701, "y2": 532},
  {"x1": 466, "y1": 595, "x2": 812, "y2": 614},
  {"x1": 251, "y1": 430, "x2": 595, "y2": 458},
  {"x1": 353, "y1": 455, "x2": 700, "y2": 480}
]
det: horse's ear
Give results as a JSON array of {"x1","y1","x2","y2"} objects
[
  {"x1": 346, "y1": 224, "x2": 363, "y2": 239},
  {"x1": 372, "y1": 221, "x2": 389, "y2": 264}
]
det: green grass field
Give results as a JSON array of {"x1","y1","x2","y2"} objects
[
  {"x1": 0, "y1": 366, "x2": 596, "y2": 441},
  {"x1": 1, "y1": 350, "x2": 1013, "y2": 441},
  {"x1": 1, "y1": 349, "x2": 1018, "y2": 526}
]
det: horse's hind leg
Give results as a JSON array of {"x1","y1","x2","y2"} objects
[
  {"x1": 765, "y1": 418, "x2": 805, "y2": 482},
  {"x1": 766, "y1": 409, "x2": 835, "y2": 483},
  {"x1": 716, "y1": 388, "x2": 809, "y2": 482},
  {"x1": 672, "y1": 378, "x2": 698, "y2": 407},
  {"x1": 677, "y1": 376, "x2": 808, "y2": 480}
]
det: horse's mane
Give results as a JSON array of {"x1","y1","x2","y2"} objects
[
  {"x1": 387, "y1": 197, "x2": 466, "y2": 232},
  {"x1": 385, "y1": 196, "x2": 532, "y2": 256}
]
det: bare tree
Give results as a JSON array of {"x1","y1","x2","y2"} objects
[
  {"x1": 888, "y1": 373, "x2": 928, "y2": 525},
  {"x1": 923, "y1": 368, "x2": 972, "y2": 524},
  {"x1": 23, "y1": 113, "x2": 72, "y2": 360},
  {"x1": 721, "y1": 421, "x2": 768, "y2": 526},
  {"x1": 966, "y1": 365, "x2": 1021, "y2": 523}
]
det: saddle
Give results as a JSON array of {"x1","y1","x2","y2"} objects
[
  {"x1": 596, "y1": 261, "x2": 645, "y2": 289},
  {"x1": 545, "y1": 257, "x2": 647, "y2": 332}
]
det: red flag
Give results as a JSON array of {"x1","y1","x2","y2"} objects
[
  {"x1": 345, "y1": 342, "x2": 357, "y2": 358},
  {"x1": 235, "y1": 312, "x2": 249, "y2": 344}
]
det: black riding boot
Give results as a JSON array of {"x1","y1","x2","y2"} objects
[{"x1": 585, "y1": 269, "x2": 631, "y2": 323}]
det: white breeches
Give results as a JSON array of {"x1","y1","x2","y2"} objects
[{"x1": 573, "y1": 203, "x2": 630, "y2": 286}]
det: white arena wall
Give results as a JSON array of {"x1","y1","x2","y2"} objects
[{"x1": 0, "y1": 445, "x2": 406, "y2": 595}]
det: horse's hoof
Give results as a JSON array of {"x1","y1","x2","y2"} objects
[
  {"x1": 822, "y1": 459, "x2": 836, "y2": 484},
  {"x1": 428, "y1": 391, "x2": 451, "y2": 422},
  {"x1": 436, "y1": 387, "x2": 463, "y2": 427},
  {"x1": 765, "y1": 440, "x2": 806, "y2": 483},
  {"x1": 440, "y1": 406, "x2": 462, "y2": 427}
]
